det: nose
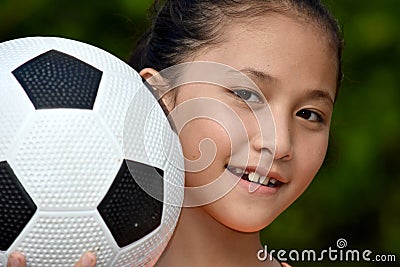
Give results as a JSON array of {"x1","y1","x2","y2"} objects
[
  {"x1": 251, "y1": 110, "x2": 293, "y2": 161},
  {"x1": 251, "y1": 130, "x2": 274, "y2": 156},
  {"x1": 273, "y1": 112, "x2": 293, "y2": 161},
  {"x1": 250, "y1": 112, "x2": 275, "y2": 157},
  {"x1": 250, "y1": 106, "x2": 293, "y2": 162}
]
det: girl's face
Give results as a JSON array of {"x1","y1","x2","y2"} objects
[{"x1": 152, "y1": 15, "x2": 338, "y2": 232}]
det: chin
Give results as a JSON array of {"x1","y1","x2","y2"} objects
[
  {"x1": 224, "y1": 218, "x2": 275, "y2": 233},
  {"x1": 210, "y1": 206, "x2": 282, "y2": 233}
]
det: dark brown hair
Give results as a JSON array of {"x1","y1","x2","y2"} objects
[{"x1": 129, "y1": 0, "x2": 344, "y2": 92}]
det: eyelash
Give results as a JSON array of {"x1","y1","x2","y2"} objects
[
  {"x1": 230, "y1": 89, "x2": 325, "y2": 123},
  {"x1": 231, "y1": 89, "x2": 263, "y2": 104},
  {"x1": 296, "y1": 109, "x2": 324, "y2": 123}
]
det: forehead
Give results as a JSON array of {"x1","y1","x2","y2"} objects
[
  {"x1": 195, "y1": 14, "x2": 338, "y2": 97},
  {"x1": 225, "y1": 14, "x2": 335, "y2": 61}
]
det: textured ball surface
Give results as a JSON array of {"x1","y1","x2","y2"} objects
[{"x1": 0, "y1": 37, "x2": 184, "y2": 267}]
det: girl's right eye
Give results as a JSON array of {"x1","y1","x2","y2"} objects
[{"x1": 232, "y1": 89, "x2": 263, "y2": 104}]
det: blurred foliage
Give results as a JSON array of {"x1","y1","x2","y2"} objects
[
  {"x1": 262, "y1": 1, "x2": 400, "y2": 266},
  {"x1": 0, "y1": 0, "x2": 153, "y2": 60},
  {"x1": 0, "y1": 0, "x2": 398, "y2": 266}
]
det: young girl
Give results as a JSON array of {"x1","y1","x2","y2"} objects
[{"x1": 8, "y1": 0, "x2": 343, "y2": 266}]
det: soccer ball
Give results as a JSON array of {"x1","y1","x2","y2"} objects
[{"x1": 0, "y1": 37, "x2": 184, "y2": 266}]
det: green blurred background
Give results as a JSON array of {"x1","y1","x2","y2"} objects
[{"x1": 0, "y1": 0, "x2": 398, "y2": 266}]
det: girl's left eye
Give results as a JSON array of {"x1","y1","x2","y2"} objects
[
  {"x1": 232, "y1": 89, "x2": 263, "y2": 103},
  {"x1": 296, "y1": 109, "x2": 323, "y2": 123}
]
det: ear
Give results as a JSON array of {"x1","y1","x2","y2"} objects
[
  {"x1": 139, "y1": 67, "x2": 164, "y2": 93},
  {"x1": 139, "y1": 68, "x2": 176, "y2": 114},
  {"x1": 139, "y1": 68, "x2": 158, "y2": 81}
]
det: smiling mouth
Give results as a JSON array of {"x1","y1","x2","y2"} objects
[{"x1": 226, "y1": 166, "x2": 283, "y2": 188}]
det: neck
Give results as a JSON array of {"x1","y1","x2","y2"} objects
[{"x1": 155, "y1": 206, "x2": 277, "y2": 266}]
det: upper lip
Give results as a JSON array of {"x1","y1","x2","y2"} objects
[
  {"x1": 227, "y1": 165, "x2": 288, "y2": 184},
  {"x1": 267, "y1": 170, "x2": 288, "y2": 184}
]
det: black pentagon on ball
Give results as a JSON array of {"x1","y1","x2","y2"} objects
[
  {"x1": 97, "y1": 160, "x2": 164, "y2": 248},
  {"x1": 12, "y1": 50, "x2": 102, "y2": 110},
  {"x1": 0, "y1": 161, "x2": 37, "y2": 251}
]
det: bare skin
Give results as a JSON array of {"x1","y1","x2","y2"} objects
[
  {"x1": 145, "y1": 15, "x2": 336, "y2": 267},
  {"x1": 8, "y1": 13, "x2": 336, "y2": 267}
]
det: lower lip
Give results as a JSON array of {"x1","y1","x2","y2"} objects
[{"x1": 227, "y1": 170, "x2": 280, "y2": 195}]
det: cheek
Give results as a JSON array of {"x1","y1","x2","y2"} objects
[
  {"x1": 179, "y1": 119, "x2": 230, "y2": 159},
  {"x1": 178, "y1": 118, "x2": 231, "y2": 186},
  {"x1": 295, "y1": 132, "x2": 329, "y2": 189}
]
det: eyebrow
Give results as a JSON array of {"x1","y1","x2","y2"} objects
[
  {"x1": 306, "y1": 89, "x2": 335, "y2": 107},
  {"x1": 239, "y1": 67, "x2": 279, "y2": 84}
]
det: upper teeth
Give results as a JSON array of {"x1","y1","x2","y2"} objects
[
  {"x1": 228, "y1": 167, "x2": 278, "y2": 186},
  {"x1": 248, "y1": 172, "x2": 270, "y2": 186},
  {"x1": 231, "y1": 167, "x2": 246, "y2": 175}
]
